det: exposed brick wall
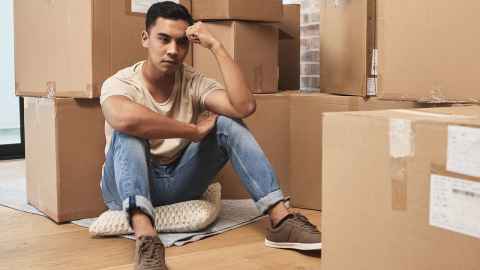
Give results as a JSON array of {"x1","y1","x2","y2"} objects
[
  {"x1": 299, "y1": 0, "x2": 320, "y2": 91},
  {"x1": 283, "y1": 0, "x2": 320, "y2": 91}
]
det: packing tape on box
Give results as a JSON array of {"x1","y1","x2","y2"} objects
[
  {"x1": 253, "y1": 65, "x2": 263, "y2": 93},
  {"x1": 390, "y1": 157, "x2": 408, "y2": 210},
  {"x1": 389, "y1": 118, "x2": 415, "y2": 211},
  {"x1": 391, "y1": 109, "x2": 477, "y2": 120},
  {"x1": 389, "y1": 118, "x2": 414, "y2": 158},
  {"x1": 330, "y1": 0, "x2": 350, "y2": 8},
  {"x1": 46, "y1": 81, "x2": 56, "y2": 98}
]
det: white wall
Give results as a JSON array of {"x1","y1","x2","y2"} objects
[{"x1": 0, "y1": 0, "x2": 19, "y2": 129}]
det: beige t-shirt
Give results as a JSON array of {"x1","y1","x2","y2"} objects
[{"x1": 100, "y1": 61, "x2": 224, "y2": 164}]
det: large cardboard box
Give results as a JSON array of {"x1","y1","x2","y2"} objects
[
  {"x1": 319, "y1": 0, "x2": 376, "y2": 97},
  {"x1": 24, "y1": 98, "x2": 106, "y2": 222},
  {"x1": 289, "y1": 92, "x2": 420, "y2": 210},
  {"x1": 14, "y1": 0, "x2": 191, "y2": 98},
  {"x1": 218, "y1": 93, "x2": 290, "y2": 199},
  {"x1": 193, "y1": 21, "x2": 279, "y2": 94},
  {"x1": 278, "y1": 4, "x2": 300, "y2": 91},
  {"x1": 192, "y1": 0, "x2": 282, "y2": 22},
  {"x1": 323, "y1": 106, "x2": 480, "y2": 270},
  {"x1": 376, "y1": 0, "x2": 480, "y2": 103}
]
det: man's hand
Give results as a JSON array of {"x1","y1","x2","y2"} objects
[
  {"x1": 186, "y1": 22, "x2": 220, "y2": 50},
  {"x1": 192, "y1": 114, "x2": 218, "y2": 142}
]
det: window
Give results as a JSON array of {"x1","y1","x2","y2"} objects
[{"x1": 0, "y1": 0, "x2": 24, "y2": 160}]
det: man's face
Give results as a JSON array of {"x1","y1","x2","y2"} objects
[{"x1": 142, "y1": 18, "x2": 190, "y2": 75}]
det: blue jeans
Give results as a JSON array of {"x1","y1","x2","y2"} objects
[{"x1": 100, "y1": 116, "x2": 285, "y2": 225}]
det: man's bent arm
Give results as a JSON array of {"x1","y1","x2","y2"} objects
[
  {"x1": 102, "y1": 96, "x2": 198, "y2": 140},
  {"x1": 211, "y1": 41, "x2": 256, "y2": 117},
  {"x1": 186, "y1": 22, "x2": 256, "y2": 118}
]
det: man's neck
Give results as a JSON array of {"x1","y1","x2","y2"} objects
[{"x1": 142, "y1": 59, "x2": 176, "y2": 99}]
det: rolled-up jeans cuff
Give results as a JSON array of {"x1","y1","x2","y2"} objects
[
  {"x1": 122, "y1": 195, "x2": 156, "y2": 229},
  {"x1": 255, "y1": 189, "x2": 286, "y2": 215}
]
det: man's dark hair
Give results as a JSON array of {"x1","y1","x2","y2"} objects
[{"x1": 145, "y1": 1, "x2": 194, "y2": 32}]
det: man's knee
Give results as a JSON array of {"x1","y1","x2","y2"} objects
[
  {"x1": 216, "y1": 116, "x2": 247, "y2": 133},
  {"x1": 111, "y1": 131, "x2": 148, "y2": 156}
]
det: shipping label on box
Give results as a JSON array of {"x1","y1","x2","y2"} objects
[
  {"x1": 430, "y1": 174, "x2": 480, "y2": 239},
  {"x1": 447, "y1": 126, "x2": 480, "y2": 178}
]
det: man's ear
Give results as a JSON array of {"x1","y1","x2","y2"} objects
[{"x1": 141, "y1": 30, "x2": 149, "y2": 48}]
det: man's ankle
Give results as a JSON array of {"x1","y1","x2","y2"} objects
[
  {"x1": 268, "y1": 202, "x2": 290, "y2": 227},
  {"x1": 131, "y1": 210, "x2": 157, "y2": 238}
]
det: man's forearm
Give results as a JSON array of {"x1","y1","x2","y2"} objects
[
  {"x1": 211, "y1": 42, "x2": 255, "y2": 115},
  {"x1": 117, "y1": 103, "x2": 197, "y2": 140}
]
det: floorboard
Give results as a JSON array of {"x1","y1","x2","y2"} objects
[{"x1": 0, "y1": 159, "x2": 321, "y2": 270}]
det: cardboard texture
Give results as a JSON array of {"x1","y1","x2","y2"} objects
[
  {"x1": 278, "y1": 5, "x2": 300, "y2": 91},
  {"x1": 192, "y1": 0, "x2": 283, "y2": 22},
  {"x1": 289, "y1": 92, "x2": 420, "y2": 210},
  {"x1": 319, "y1": 0, "x2": 376, "y2": 97},
  {"x1": 218, "y1": 91, "x2": 420, "y2": 208},
  {"x1": 15, "y1": 0, "x2": 192, "y2": 98},
  {"x1": 377, "y1": 0, "x2": 480, "y2": 103},
  {"x1": 24, "y1": 98, "x2": 106, "y2": 222},
  {"x1": 193, "y1": 21, "x2": 279, "y2": 94},
  {"x1": 217, "y1": 93, "x2": 290, "y2": 199},
  {"x1": 322, "y1": 106, "x2": 480, "y2": 270},
  {"x1": 126, "y1": 0, "x2": 192, "y2": 15}
]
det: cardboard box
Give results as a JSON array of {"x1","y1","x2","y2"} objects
[
  {"x1": 218, "y1": 91, "x2": 420, "y2": 206},
  {"x1": 289, "y1": 92, "x2": 420, "y2": 210},
  {"x1": 15, "y1": 0, "x2": 191, "y2": 98},
  {"x1": 127, "y1": 0, "x2": 191, "y2": 15},
  {"x1": 193, "y1": 21, "x2": 279, "y2": 94},
  {"x1": 192, "y1": 0, "x2": 283, "y2": 22},
  {"x1": 24, "y1": 98, "x2": 106, "y2": 222},
  {"x1": 377, "y1": 0, "x2": 480, "y2": 103},
  {"x1": 278, "y1": 4, "x2": 300, "y2": 91},
  {"x1": 218, "y1": 93, "x2": 290, "y2": 199},
  {"x1": 322, "y1": 106, "x2": 480, "y2": 270},
  {"x1": 319, "y1": 0, "x2": 376, "y2": 97}
]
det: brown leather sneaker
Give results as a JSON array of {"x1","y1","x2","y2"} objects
[
  {"x1": 134, "y1": 235, "x2": 168, "y2": 270},
  {"x1": 265, "y1": 213, "x2": 322, "y2": 250}
]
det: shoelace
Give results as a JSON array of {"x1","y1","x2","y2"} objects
[
  {"x1": 139, "y1": 238, "x2": 165, "y2": 261},
  {"x1": 292, "y1": 213, "x2": 320, "y2": 234}
]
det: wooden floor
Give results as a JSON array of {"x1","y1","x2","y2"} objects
[{"x1": 0, "y1": 160, "x2": 321, "y2": 270}]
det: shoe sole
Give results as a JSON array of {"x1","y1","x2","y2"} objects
[{"x1": 265, "y1": 239, "x2": 322, "y2": 250}]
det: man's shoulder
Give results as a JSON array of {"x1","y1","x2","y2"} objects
[{"x1": 102, "y1": 62, "x2": 144, "y2": 91}]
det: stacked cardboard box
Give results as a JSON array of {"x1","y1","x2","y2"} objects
[
  {"x1": 319, "y1": 1, "x2": 480, "y2": 268},
  {"x1": 319, "y1": 0, "x2": 480, "y2": 104},
  {"x1": 24, "y1": 98, "x2": 106, "y2": 222},
  {"x1": 322, "y1": 106, "x2": 480, "y2": 269},
  {"x1": 14, "y1": 0, "x2": 187, "y2": 222},
  {"x1": 288, "y1": 92, "x2": 422, "y2": 210},
  {"x1": 218, "y1": 92, "x2": 422, "y2": 210},
  {"x1": 192, "y1": 1, "x2": 301, "y2": 199},
  {"x1": 192, "y1": 0, "x2": 284, "y2": 94},
  {"x1": 278, "y1": 4, "x2": 301, "y2": 90},
  {"x1": 217, "y1": 93, "x2": 291, "y2": 199}
]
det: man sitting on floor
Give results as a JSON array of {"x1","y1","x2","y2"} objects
[{"x1": 99, "y1": 2, "x2": 321, "y2": 269}]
